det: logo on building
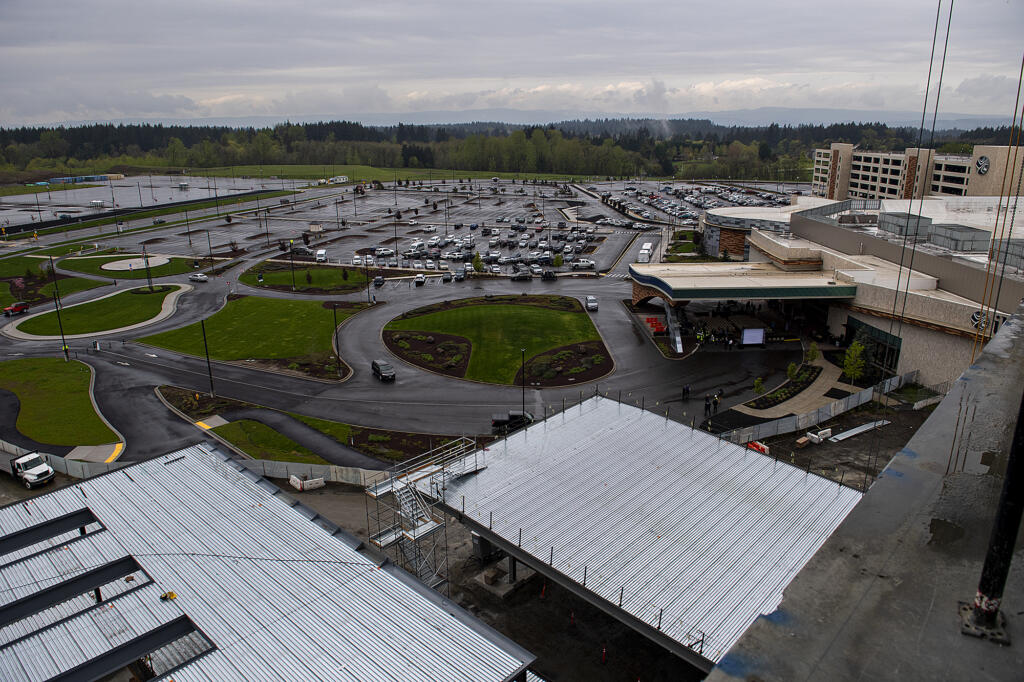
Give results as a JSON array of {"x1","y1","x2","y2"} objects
[
  {"x1": 971, "y1": 310, "x2": 988, "y2": 330},
  {"x1": 976, "y1": 156, "x2": 990, "y2": 175}
]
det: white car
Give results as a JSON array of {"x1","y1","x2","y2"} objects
[
  {"x1": 423, "y1": 225, "x2": 437, "y2": 232},
  {"x1": 408, "y1": 219, "x2": 418, "y2": 225},
  {"x1": 572, "y1": 259, "x2": 596, "y2": 270},
  {"x1": 585, "y1": 296, "x2": 598, "y2": 311},
  {"x1": 364, "y1": 255, "x2": 375, "y2": 266},
  {"x1": 188, "y1": 273, "x2": 208, "y2": 283},
  {"x1": 425, "y1": 259, "x2": 435, "y2": 269},
  {"x1": 352, "y1": 256, "x2": 363, "y2": 266}
]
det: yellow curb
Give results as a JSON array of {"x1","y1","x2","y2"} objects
[
  {"x1": 195, "y1": 420, "x2": 211, "y2": 430},
  {"x1": 104, "y1": 442, "x2": 124, "y2": 463}
]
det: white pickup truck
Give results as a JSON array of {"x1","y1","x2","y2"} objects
[{"x1": 1, "y1": 453, "x2": 56, "y2": 489}]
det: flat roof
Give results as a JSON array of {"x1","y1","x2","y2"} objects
[
  {"x1": 879, "y1": 197, "x2": 1024, "y2": 239},
  {"x1": 0, "y1": 444, "x2": 532, "y2": 682},
  {"x1": 708, "y1": 197, "x2": 835, "y2": 223},
  {"x1": 630, "y1": 262, "x2": 858, "y2": 301},
  {"x1": 420, "y1": 397, "x2": 862, "y2": 666}
]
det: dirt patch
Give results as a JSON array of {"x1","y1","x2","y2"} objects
[
  {"x1": 756, "y1": 401, "x2": 933, "y2": 490},
  {"x1": 383, "y1": 330, "x2": 471, "y2": 378},
  {"x1": 212, "y1": 247, "x2": 248, "y2": 258},
  {"x1": 141, "y1": 237, "x2": 166, "y2": 245},
  {"x1": 515, "y1": 340, "x2": 613, "y2": 387},
  {"x1": 227, "y1": 352, "x2": 350, "y2": 381}
]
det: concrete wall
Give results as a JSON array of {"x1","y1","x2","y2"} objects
[
  {"x1": 826, "y1": 306, "x2": 975, "y2": 386},
  {"x1": 968, "y1": 145, "x2": 1024, "y2": 196},
  {"x1": 790, "y1": 212, "x2": 1024, "y2": 314}
]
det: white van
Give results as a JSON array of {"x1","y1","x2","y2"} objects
[{"x1": 315, "y1": 249, "x2": 327, "y2": 262}]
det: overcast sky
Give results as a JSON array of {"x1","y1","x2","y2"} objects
[{"x1": 1, "y1": 0, "x2": 1021, "y2": 127}]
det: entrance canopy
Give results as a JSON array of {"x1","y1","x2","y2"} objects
[{"x1": 630, "y1": 262, "x2": 857, "y2": 303}]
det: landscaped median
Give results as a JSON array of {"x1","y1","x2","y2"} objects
[
  {"x1": 58, "y1": 254, "x2": 217, "y2": 279},
  {"x1": 240, "y1": 259, "x2": 369, "y2": 294},
  {"x1": 383, "y1": 294, "x2": 612, "y2": 386},
  {"x1": 0, "y1": 255, "x2": 110, "y2": 308},
  {"x1": 11, "y1": 285, "x2": 183, "y2": 337},
  {"x1": 142, "y1": 296, "x2": 367, "y2": 379},
  {"x1": 0, "y1": 358, "x2": 118, "y2": 447}
]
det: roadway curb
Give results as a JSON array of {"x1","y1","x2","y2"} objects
[
  {"x1": 2, "y1": 283, "x2": 192, "y2": 341},
  {"x1": 152, "y1": 385, "x2": 253, "y2": 460},
  {"x1": 618, "y1": 298, "x2": 701, "y2": 362},
  {"x1": 81, "y1": 358, "x2": 126, "y2": 463}
]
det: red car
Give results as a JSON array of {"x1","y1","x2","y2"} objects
[{"x1": 3, "y1": 301, "x2": 29, "y2": 316}]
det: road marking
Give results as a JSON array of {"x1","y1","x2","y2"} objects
[
  {"x1": 104, "y1": 442, "x2": 124, "y2": 463},
  {"x1": 195, "y1": 420, "x2": 212, "y2": 430},
  {"x1": 145, "y1": 353, "x2": 158, "y2": 357}
]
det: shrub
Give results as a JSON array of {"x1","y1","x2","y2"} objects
[
  {"x1": 567, "y1": 366, "x2": 585, "y2": 375},
  {"x1": 419, "y1": 353, "x2": 434, "y2": 363},
  {"x1": 397, "y1": 340, "x2": 410, "y2": 350},
  {"x1": 753, "y1": 377, "x2": 765, "y2": 395},
  {"x1": 591, "y1": 355, "x2": 605, "y2": 365},
  {"x1": 542, "y1": 370, "x2": 558, "y2": 379},
  {"x1": 368, "y1": 434, "x2": 391, "y2": 443},
  {"x1": 450, "y1": 353, "x2": 463, "y2": 364}
]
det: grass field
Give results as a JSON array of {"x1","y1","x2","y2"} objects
[
  {"x1": 212, "y1": 420, "x2": 328, "y2": 464},
  {"x1": 17, "y1": 286, "x2": 176, "y2": 336},
  {"x1": 32, "y1": 242, "x2": 106, "y2": 257},
  {"x1": 0, "y1": 183, "x2": 100, "y2": 197},
  {"x1": 59, "y1": 254, "x2": 205, "y2": 279},
  {"x1": 142, "y1": 296, "x2": 361, "y2": 360},
  {"x1": 240, "y1": 260, "x2": 368, "y2": 293},
  {"x1": 26, "y1": 189, "x2": 294, "y2": 238},
  {"x1": 196, "y1": 164, "x2": 601, "y2": 183},
  {"x1": 385, "y1": 300, "x2": 600, "y2": 384},
  {"x1": 0, "y1": 256, "x2": 48, "y2": 279},
  {"x1": 0, "y1": 358, "x2": 117, "y2": 446}
]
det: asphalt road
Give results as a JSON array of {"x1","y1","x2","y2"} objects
[{"x1": 1, "y1": 181, "x2": 801, "y2": 462}]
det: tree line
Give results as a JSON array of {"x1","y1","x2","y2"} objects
[{"x1": 1, "y1": 117, "x2": 1017, "y2": 182}]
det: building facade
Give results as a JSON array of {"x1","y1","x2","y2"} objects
[{"x1": 811, "y1": 144, "x2": 1021, "y2": 201}]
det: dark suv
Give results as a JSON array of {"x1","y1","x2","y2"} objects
[
  {"x1": 371, "y1": 359, "x2": 396, "y2": 381},
  {"x1": 491, "y1": 410, "x2": 534, "y2": 434}
]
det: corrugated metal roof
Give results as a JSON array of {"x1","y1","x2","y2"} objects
[
  {"x1": 421, "y1": 396, "x2": 862, "y2": 664},
  {"x1": 0, "y1": 444, "x2": 532, "y2": 681}
]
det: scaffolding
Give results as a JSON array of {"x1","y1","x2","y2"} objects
[{"x1": 365, "y1": 437, "x2": 484, "y2": 591}]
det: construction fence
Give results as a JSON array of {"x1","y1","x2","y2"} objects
[
  {"x1": 720, "y1": 370, "x2": 921, "y2": 445},
  {"x1": 235, "y1": 459, "x2": 378, "y2": 486}
]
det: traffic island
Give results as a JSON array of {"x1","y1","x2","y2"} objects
[
  {"x1": 7, "y1": 285, "x2": 186, "y2": 338},
  {"x1": 142, "y1": 296, "x2": 367, "y2": 380},
  {"x1": 383, "y1": 294, "x2": 612, "y2": 385}
]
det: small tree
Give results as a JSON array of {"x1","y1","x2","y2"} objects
[
  {"x1": 753, "y1": 377, "x2": 765, "y2": 395},
  {"x1": 342, "y1": 269, "x2": 348, "y2": 281},
  {"x1": 843, "y1": 341, "x2": 866, "y2": 383},
  {"x1": 786, "y1": 362, "x2": 799, "y2": 381},
  {"x1": 553, "y1": 254, "x2": 564, "y2": 267},
  {"x1": 805, "y1": 341, "x2": 819, "y2": 363},
  {"x1": 472, "y1": 252, "x2": 483, "y2": 273},
  {"x1": 305, "y1": 270, "x2": 313, "y2": 285}
]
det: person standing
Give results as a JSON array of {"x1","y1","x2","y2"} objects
[
  {"x1": 713, "y1": 394, "x2": 720, "y2": 414},
  {"x1": 704, "y1": 395, "x2": 712, "y2": 418}
]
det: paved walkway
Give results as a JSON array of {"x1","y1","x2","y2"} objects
[
  {"x1": 1, "y1": 283, "x2": 192, "y2": 340},
  {"x1": 732, "y1": 356, "x2": 842, "y2": 418}
]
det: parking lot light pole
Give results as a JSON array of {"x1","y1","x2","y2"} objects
[
  {"x1": 185, "y1": 207, "x2": 192, "y2": 246},
  {"x1": 288, "y1": 240, "x2": 296, "y2": 291},
  {"x1": 331, "y1": 304, "x2": 341, "y2": 371},
  {"x1": 200, "y1": 319, "x2": 216, "y2": 397},
  {"x1": 521, "y1": 348, "x2": 526, "y2": 415}
]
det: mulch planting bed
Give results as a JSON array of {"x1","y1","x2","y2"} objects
[
  {"x1": 515, "y1": 340, "x2": 612, "y2": 387},
  {"x1": 382, "y1": 330, "x2": 471, "y2": 378},
  {"x1": 744, "y1": 365, "x2": 824, "y2": 409}
]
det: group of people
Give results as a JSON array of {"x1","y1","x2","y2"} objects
[{"x1": 703, "y1": 393, "x2": 720, "y2": 418}]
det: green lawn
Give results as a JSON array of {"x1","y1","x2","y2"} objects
[
  {"x1": 59, "y1": 255, "x2": 206, "y2": 279},
  {"x1": 197, "y1": 164, "x2": 598, "y2": 183},
  {"x1": 32, "y1": 242, "x2": 105, "y2": 257},
  {"x1": 212, "y1": 420, "x2": 328, "y2": 464},
  {"x1": 0, "y1": 358, "x2": 117, "y2": 446},
  {"x1": 2, "y1": 276, "x2": 110, "y2": 308},
  {"x1": 0, "y1": 183, "x2": 100, "y2": 197},
  {"x1": 17, "y1": 286, "x2": 176, "y2": 336},
  {"x1": 0, "y1": 256, "x2": 48, "y2": 279},
  {"x1": 142, "y1": 296, "x2": 361, "y2": 360},
  {"x1": 385, "y1": 300, "x2": 600, "y2": 384},
  {"x1": 240, "y1": 261, "x2": 368, "y2": 293}
]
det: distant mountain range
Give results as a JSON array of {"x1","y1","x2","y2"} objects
[{"x1": 48, "y1": 107, "x2": 1009, "y2": 130}]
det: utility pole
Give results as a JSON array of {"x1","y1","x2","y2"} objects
[
  {"x1": 200, "y1": 319, "x2": 216, "y2": 397},
  {"x1": 289, "y1": 240, "x2": 296, "y2": 291},
  {"x1": 185, "y1": 207, "x2": 192, "y2": 246},
  {"x1": 142, "y1": 245, "x2": 154, "y2": 292},
  {"x1": 331, "y1": 304, "x2": 341, "y2": 372}
]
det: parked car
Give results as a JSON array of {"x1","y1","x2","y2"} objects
[
  {"x1": 373, "y1": 276, "x2": 385, "y2": 287},
  {"x1": 510, "y1": 271, "x2": 533, "y2": 282},
  {"x1": 188, "y1": 273, "x2": 209, "y2": 283},
  {"x1": 572, "y1": 259, "x2": 596, "y2": 270},
  {"x1": 491, "y1": 411, "x2": 534, "y2": 434},
  {"x1": 414, "y1": 273, "x2": 426, "y2": 286},
  {"x1": 541, "y1": 270, "x2": 558, "y2": 281},
  {"x1": 585, "y1": 296, "x2": 598, "y2": 311},
  {"x1": 371, "y1": 359, "x2": 396, "y2": 381},
  {"x1": 3, "y1": 301, "x2": 29, "y2": 316},
  {"x1": 454, "y1": 268, "x2": 466, "y2": 281},
  {"x1": 441, "y1": 271, "x2": 453, "y2": 283}
]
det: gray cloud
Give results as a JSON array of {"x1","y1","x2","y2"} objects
[{"x1": 1, "y1": 0, "x2": 1021, "y2": 125}]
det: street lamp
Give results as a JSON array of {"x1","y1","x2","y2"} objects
[
  {"x1": 289, "y1": 239, "x2": 296, "y2": 291},
  {"x1": 521, "y1": 348, "x2": 526, "y2": 415}
]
